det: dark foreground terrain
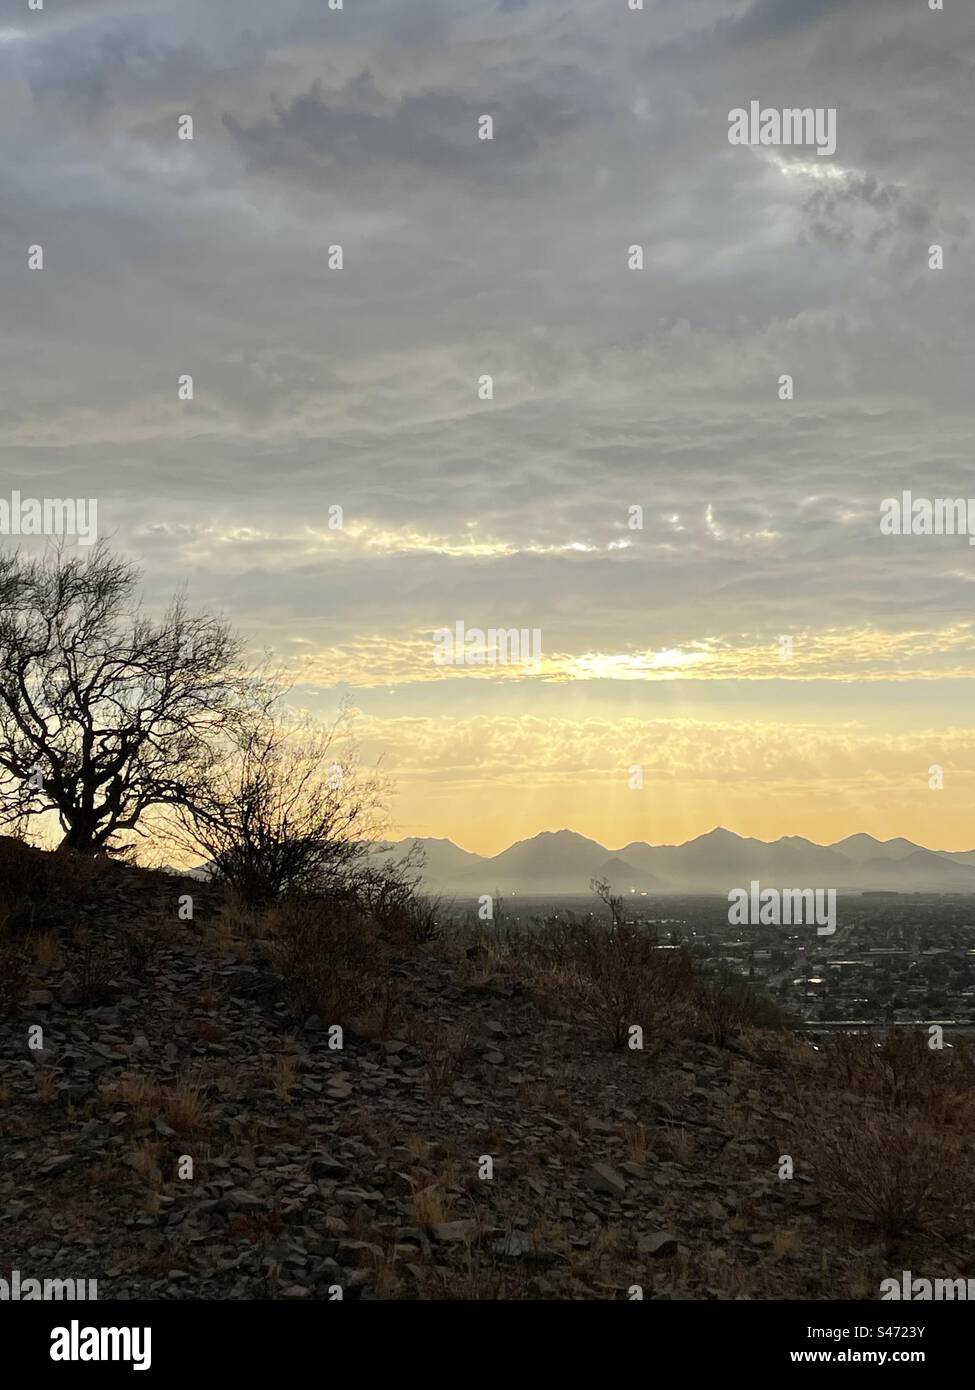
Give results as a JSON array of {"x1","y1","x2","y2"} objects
[{"x1": 2, "y1": 841, "x2": 974, "y2": 1300}]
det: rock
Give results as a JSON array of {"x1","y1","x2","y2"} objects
[
  {"x1": 639, "y1": 1232, "x2": 679, "y2": 1258},
  {"x1": 223, "y1": 1189, "x2": 264, "y2": 1211},
  {"x1": 584, "y1": 1119, "x2": 617, "y2": 1135},
  {"x1": 492, "y1": 1230, "x2": 532, "y2": 1257},
  {"x1": 585, "y1": 1163, "x2": 626, "y2": 1198},
  {"x1": 430, "y1": 1220, "x2": 479, "y2": 1244},
  {"x1": 38, "y1": 1155, "x2": 74, "y2": 1178},
  {"x1": 310, "y1": 1154, "x2": 350, "y2": 1180},
  {"x1": 336, "y1": 1240, "x2": 383, "y2": 1266}
]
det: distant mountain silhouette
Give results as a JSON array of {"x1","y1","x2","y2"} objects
[{"x1": 374, "y1": 826, "x2": 975, "y2": 895}]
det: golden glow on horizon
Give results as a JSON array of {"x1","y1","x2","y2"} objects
[
  {"x1": 353, "y1": 711, "x2": 975, "y2": 856},
  {"x1": 277, "y1": 622, "x2": 975, "y2": 686}
]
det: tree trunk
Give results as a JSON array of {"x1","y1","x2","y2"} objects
[{"x1": 57, "y1": 820, "x2": 99, "y2": 854}]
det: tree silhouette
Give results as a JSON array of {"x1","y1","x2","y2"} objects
[{"x1": 0, "y1": 543, "x2": 247, "y2": 853}]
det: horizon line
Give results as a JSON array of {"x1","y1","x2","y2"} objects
[{"x1": 384, "y1": 825, "x2": 974, "y2": 859}]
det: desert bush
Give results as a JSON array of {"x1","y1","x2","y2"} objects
[
  {"x1": 529, "y1": 917, "x2": 697, "y2": 1049},
  {"x1": 693, "y1": 967, "x2": 786, "y2": 1046},
  {"x1": 827, "y1": 1029, "x2": 975, "y2": 1126},
  {"x1": 68, "y1": 938, "x2": 118, "y2": 1006},
  {"x1": 366, "y1": 861, "x2": 442, "y2": 945},
  {"x1": 120, "y1": 923, "x2": 161, "y2": 979},
  {"x1": 0, "y1": 836, "x2": 103, "y2": 934},
  {"x1": 266, "y1": 899, "x2": 390, "y2": 1026},
  {"x1": 175, "y1": 704, "x2": 388, "y2": 908},
  {"x1": 802, "y1": 1101, "x2": 971, "y2": 1241}
]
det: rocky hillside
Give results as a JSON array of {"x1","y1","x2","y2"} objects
[{"x1": 1, "y1": 843, "x2": 973, "y2": 1300}]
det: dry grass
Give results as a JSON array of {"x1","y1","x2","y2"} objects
[
  {"x1": 131, "y1": 1140, "x2": 163, "y2": 1182},
  {"x1": 412, "y1": 1184, "x2": 452, "y2": 1228},
  {"x1": 623, "y1": 1121, "x2": 653, "y2": 1164},
  {"x1": 403, "y1": 1134, "x2": 435, "y2": 1162},
  {"x1": 268, "y1": 1055, "x2": 298, "y2": 1098},
  {"x1": 0, "y1": 943, "x2": 29, "y2": 1015},
  {"x1": 35, "y1": 1071, "x2": 59, "y2": 1104},
  {"x1": 657, "y1": 1126, "x2": 694, "y2": 1162},
  {"x1": 101, "y1": 1073, "x2": 208, "y2": 1135},
  {"x1": 422, "y1": 1024, "x2": 469, "y2": 1092},
  {"x1": 771, "y1": 1228, "x2": 801, "y2": 1259},
  {"x1": 29, "y1": 931, "x2": 61, "y2": 969},
  {"x1": 160, "y1": 1080, "x2": 207, "y2": 1133},
  {"x1": 518, "y1": 1081, "x2": 573, "y2": 1114}
]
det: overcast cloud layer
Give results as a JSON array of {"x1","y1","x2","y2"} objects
[{"x1": 4, "y1": 0, "x2": 974, "y2": 850}]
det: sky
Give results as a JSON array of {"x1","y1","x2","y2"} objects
[{"x1": 3, "y1": 0, "x2": 975, "y2": 855}]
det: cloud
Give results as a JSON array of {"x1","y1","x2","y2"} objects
[{"x1": 6, "y1": 0, "x2": 975, "y2": 843}]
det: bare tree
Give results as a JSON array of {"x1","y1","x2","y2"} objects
[
  {"x1": 590, "y1": 876, "x2": 626, "y2": 933},
  {"x1": 173, "y1": 704, "x2": 388, "y2": 905},
  {"x1": 0, "y1": 543, "x2": 247, "y2": 853}
]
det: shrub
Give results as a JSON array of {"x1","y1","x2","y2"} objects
[
  {"x1": 267, "y1": 900, "x2": 389, "y2": 1027},
  {"x1": 828, "y1": 1028, "x2": 975, "y2": 1125},
  {"x1": 530, "y1": 917, "x2": 697, "y2": 1050},
  {"x1": 803, "y1": 1101, "x2": 970, "y2": 1241},
  {"x1": 175, "y1": 706, "x2": 386, "y2": 907},
  {"x1": 0, "y1": 836, "x2": 102, "y2": 935},
  {"x1": 693, "y1": 967, "x2": 786, "y2": 1046}
]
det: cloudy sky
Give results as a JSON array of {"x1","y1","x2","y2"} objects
[{"x1": 4, "y1": 0, "x2": 974, "y2": 853}]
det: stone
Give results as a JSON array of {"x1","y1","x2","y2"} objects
[
  {"x1": 639, "y1": 1232, "x2": 679, "y2": 1257},
  {"x1": 430, "y1": 1220, "x2": 478, "y2": 1243},
  {"x1": 585, "y1": 1163, "x2": 626, "y2": 1198}
]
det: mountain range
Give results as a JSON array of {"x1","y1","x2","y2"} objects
[{"x1": 375, "y1": 827, "x2": 975, "y2": 896}]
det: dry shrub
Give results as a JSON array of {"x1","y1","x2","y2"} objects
[
  {"x1": 267, "y1": 900, "x2": 390, "y2": 1027},
  {"x1": 0, "y1": 836, "x2": 105, "y2": 934},
  {"x1": 67, "y1": 937, "x2": 117, "y2": 1006},
  {"x1": 693, "y1": 967, "x2": 786, "y2": 1046},
  {"x1": 828, "y1": 1029, "x2": 975, "y2": 1127},
  {"x1": 29, "y1": 931, "x2": 61, "y2": 969},
  {"x1": 530, "y1": 919, "x2": 698, "y2": 1050},
  {"x1": 355, "y1": 980, "x2": 403, "y2": 1041},
  {"x1": 367, "y1": 870, "x2": 442, "y2": 946},
  {"x1": 120, "y1": 922, "x2": 160, "y2": 979},
  {"x1": 802, "y1": 1100, "x2": 970, "y2": 1240}
]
